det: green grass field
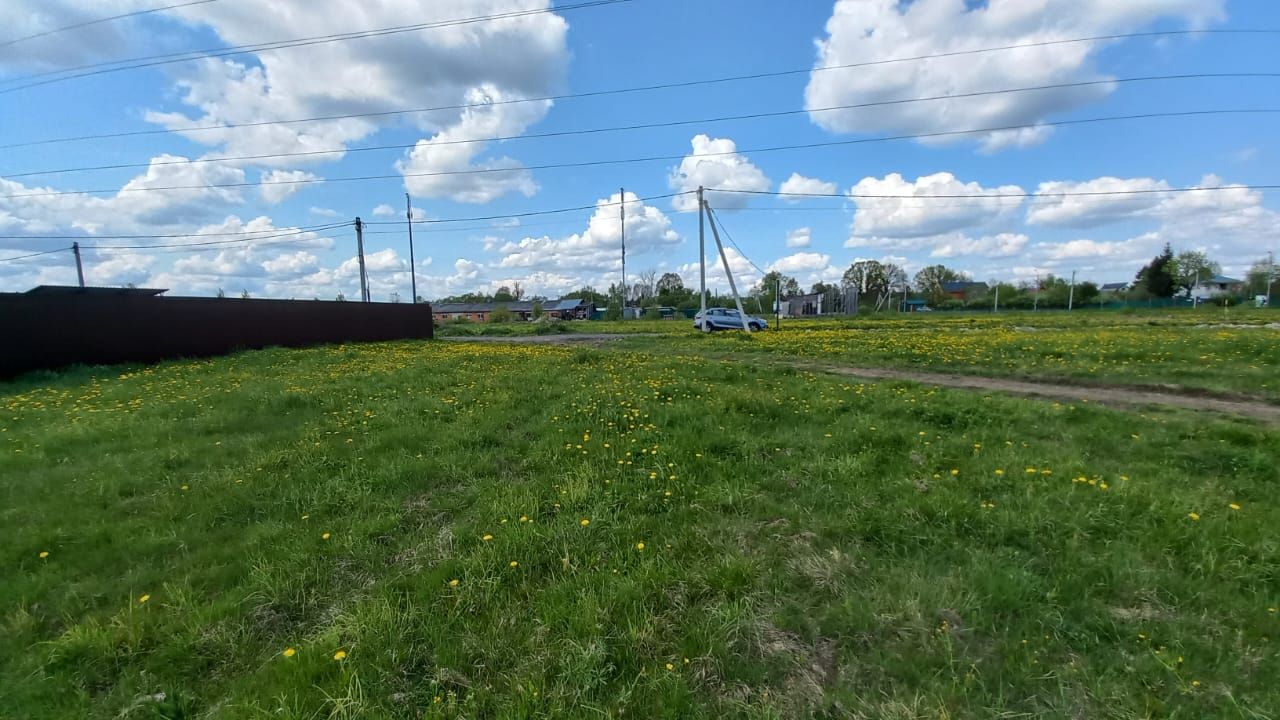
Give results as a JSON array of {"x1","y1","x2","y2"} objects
[
  {"x1": 3, "y1": 325, "x2": 1279, "y2": 718},
  {"x1": 441, "y1": 308, "x2": 1280, "y2": 400}
]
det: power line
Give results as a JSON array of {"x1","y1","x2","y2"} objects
[
  {"x1": 0, "y1": 220, "x2": 344, "y2": 240},
  {"x1": 6, "y1": 193, "x2": 686, "y2": 254},
  {"x1": 10, "y1": 73, "x2": 1277, "y2": 179},
  {"x1": 0, "y1": 0, "x2": 217, "y2": 49},
  {"x1": 706, "y1": 205, "x2": 767, "y2": 276},
  {"x1": 0, "y1": 0, "x2": 632, "y2": 94},
  {"x1": 706, "y1": 182, "x2": 1280, "y2": 200},
  {"x1": 83, "y1": 235, "x2": 345, "y2": 252},
  {"x1": 5, "y1": 108, "x2": 1276, "y2": 200},
  {"x1": 82, "y1": 223, "x2": 348, "y2": 250},
  {"x1": 6, "y1": 28, "x2": 1278, "y2": 150},
  {"x1": 0, "y1": 247, "x2": 71, "y2": 263}
]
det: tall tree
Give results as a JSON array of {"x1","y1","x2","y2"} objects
[
  {"x1": 565, "y1": 285, "x2": 607, "y2": 306},
  {"x1": 883, "y1": 263, "x2": 909, "y2": 292},
  {"x1": 1171, "y1": 250, "x2": 1221, "y2": 293},
  {"x1": 913, "y1": 264, "x2": 963, "y2": 302},
  {"x1": 493, "y1": 285, "x2": 515, "y2": 302},
  {"x1": 754, "y1": 271, "x2": 800, "y2": 298},
  {"x1": 753, "y1": 271, "x2": 800, "y2": 311},
  {"x1": 842, "y1": 260, "x2": 888, "y2": 296},
  {"x1": 1246, "y1": 256, "x2": 1278, "y2": 297},
  {"x1": 1135, "y1": 243, "x2": 1177, "y2": 298},
  {"x1": 656, "y1": 272, "x2": 685, "y2": 295},
  {"x1": 631, "y1": 268, "x2": 658, "y2": 304}
]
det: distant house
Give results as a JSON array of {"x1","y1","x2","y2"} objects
[
  {"x1": 431, "y1": 297, "x2": 594, "y2": 323},
  {"x1": 431, "y1": 302, "x2": 495, "y2": 323},
  {"x1": 941, "y1": 281, "x2": 989, "y2": 300},
  {"x1": 1099, "y1": 282, "x2": 1129, "y2": 295},
  {"x1": 1191, "y1": 275, "x2": 1244, "y2": 300}
]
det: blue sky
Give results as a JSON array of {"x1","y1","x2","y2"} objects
[{"x1": 1, "y1": 0, "x2": 1277, "y2": 300}]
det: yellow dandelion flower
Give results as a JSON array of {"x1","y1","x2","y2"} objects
[
  {"x1": 38, "y1": 551, "x2": 49, "y2": 558},
  {"x1": 180, "y1": 485, "x2": 189, "y2": 491},
  {"x1": 950, "y1": 469, "x2": 959, "y2": 476},
  {"x1": 665, "y1": 662, "x2": 674, "y2": 671},
  {"x1": 1229, "y1": 503, "x2": 1241, "y2": 511},
  {"x1": 482, "y1": 534, "x2": 494, "y2": 542},
  {"x1": 635, "y1": 542, "x2": 645, "y2": 552},
  {"x1": 1187, "y1": 512, "x2": 1200, "y2": 521},
  {"x1": 333, "y1": 650, "x2": 347, "y2": 661},
  {"x1": 1191, "y1": 680, "x2": 1200, "y2": 687},
  {"x1": 138, "y1": 594, "x2": 151, "y2": 604},
  {"x1": 448, "y1": 579, "x2": 460, "y2": 588},
  {"x1": 994, "y1": 469, "x2": 1004, "y2": 476},
  {"x1": 509, "y1": 560, "x2": 519, "y2": 568},
  {"x1": 579, "y1": 518, "x2": 590, "y2": 527},
  {"x1": 282, "y1": 647, "x2": 297, "y2": 658},
  {"x1": 321, "y1": 532, "x2": 331, "y2": 540}
]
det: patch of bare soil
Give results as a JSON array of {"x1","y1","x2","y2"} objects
[{"x1": 809, "y1": 365, "x2": 1280, "y2": 424}]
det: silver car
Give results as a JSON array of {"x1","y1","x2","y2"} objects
[{"x1": 693, "y1": 307, "x2": 769, "y2": 332}]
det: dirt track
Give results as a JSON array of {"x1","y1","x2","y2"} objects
[
  {"x1": 442, "y1": 334, "x2": 1280, "y2": 423},
  {"x1": 808, "y1": 365, "x2": 1280, "y2": 424}
]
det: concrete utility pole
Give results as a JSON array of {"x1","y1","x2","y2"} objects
[
  {"x1": 405, "y1": 194, "x2": 417, "y2": 304},
  {"x1": 72, "y1": 242, "x2": 85, "y2": 288},
  {"x1": 697, "y1": 186, "x2": 706, "y2": 317},
  {"x1": 993, "y1": 283, "x2": 1000, "y2": 313},
  {"x1": 1268, "y1": 251, "x2": 1275, "y2": 304},
  {"x1": 354, "y1": 217, "x2": 369, "y2": 303},
  {"x1": 1033, "y1": 273, "x2": 1040, "y2": 311},
  {"x1": 705, "y1": 198, "x2": 751, "y2": 333},
  {"x1": 1068, "y1": 269, "x2": 1076, "y2": 311},
  {"x1": 620, "y1": 187, "x2": 626, "y2": 318}
]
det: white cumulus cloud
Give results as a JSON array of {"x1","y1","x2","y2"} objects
[
  {"x1": 259, "y1": 170, "x2": 321, "y2": 203},
  {"x1": 778, "y1": 173, "x2": 837, "y2": 201},
  {"x1": 669, "y1": 135, "x2": 770, "y2": 212},
  {"x1": 805, "y1": 0, "x2": 1225, "y2": 151},
  {"x1": 785, "y1": 227, "x2": 812, "y2": 248},
  {"x1": 848, "y1": 172, "x2": 1024, "y2": 239}
]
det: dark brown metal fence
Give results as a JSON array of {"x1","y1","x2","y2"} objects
[{"x1": 0, "y1": 291, "x2": 434, "y2": 378}]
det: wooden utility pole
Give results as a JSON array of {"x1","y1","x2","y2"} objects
[
  {"x1": 72, "y1": 242, "x2": 85, "y2": 288},
  {"x1": 354, "y1": 217, "x2": 369, "y2": 303},
  {"x1": 697, "y1": 186, "x2": 706, "y2": 318},
  {"x1": 405, "y1": 194, "x2": 417, "y2": 304},
  {"x1": 704, "y1": 198, "x2": 751, "y2": 334}
]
